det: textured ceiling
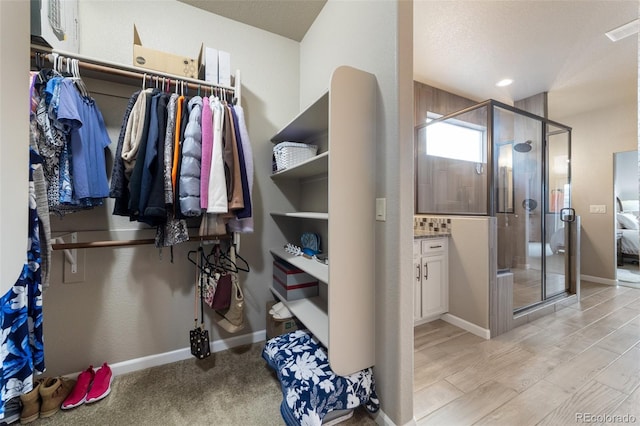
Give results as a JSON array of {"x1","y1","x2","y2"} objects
[
  {"x1": 414, "y1": 1, "x2": 638, "y2": 115},
  {"x1": 183, "y1": 1, "x2": 637, "y2": 117},
  {"x1": 177, "y1": 0, "x2": 327, "y2": 41}
]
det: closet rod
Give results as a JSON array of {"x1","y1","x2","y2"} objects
[
  {"x1": 51, "y1": 234, "x2": 231, "y2": 250},
  {"x1": 30, "y1": 45, "x2": 241, "y2": 100}
]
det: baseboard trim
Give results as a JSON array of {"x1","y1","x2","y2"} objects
[
  {"x1": 581, "y1": 274, "x2": 617, "y2": 286},
  {"x1": 374, "y1": 408, "x2": 397, "y2": 426},
  {"x1": 441, "y1": 313, "x2": 491, "y2": 339},
  {"x1": 103, "y1": 330, "x2": 266, "y2": 378}
]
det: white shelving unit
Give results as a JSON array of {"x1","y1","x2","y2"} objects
[
  {"x1": 269, "y1": 66, "x2": 376, "y2": 376},
  {"x1": 270, "y1": 212, "x2": 329, "y2": 220}
]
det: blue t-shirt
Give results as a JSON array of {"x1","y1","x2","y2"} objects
[{"x1": 56, "y1": 79, "x2": 110, "y2": 200}]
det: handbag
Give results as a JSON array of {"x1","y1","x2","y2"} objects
[
  {"x1": 201, "y1": 271, "x2": 232, "y2": 311},
  {"x1": 212, "y1": 273, "x2": 232, "y2": 310},
  {"x1": 216, "y1": 246, "x2": 245, "y2": 333},
  {"x1": 190, "y1": 250, "x2": 211, "y2": 359}
]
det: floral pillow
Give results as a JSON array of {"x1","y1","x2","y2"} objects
[{"x1": 262, "y1": 330, "x2": 379, "y2": 426}]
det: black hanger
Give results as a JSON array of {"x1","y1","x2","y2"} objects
[
  {"x1": 232, "y1": 246, "x2": 250, "y2": 272},
  {"x1": 206, "y1": 244, "x2": 240, "y2": 274},
  {"x1": 187, "y1": 247, "x2": 212, "y2": 275}
]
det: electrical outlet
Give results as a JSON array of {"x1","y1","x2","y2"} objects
[{"x1": 589, "y1": 205, "x2": 606, "y2": 214}]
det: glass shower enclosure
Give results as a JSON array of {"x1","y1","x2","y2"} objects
[{"x1": 415, "y1": 99, "x2": 575, "y2": 312}]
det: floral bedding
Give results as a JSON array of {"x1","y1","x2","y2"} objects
[{"x1": 262, "y1": 330, "x2": 379, "y2": 426}]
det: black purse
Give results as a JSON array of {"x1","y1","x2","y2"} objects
[{"x1": 190, "y1": 250, "x2": 211, "y2": 359}]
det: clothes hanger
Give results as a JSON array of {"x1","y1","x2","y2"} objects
[
  {"x1": 72, "y1": 59, "x2": 90, "y2": 98},
  {"x1": 231, "y1": 245, "x2": 250, "y2": 272},
  {"x1": 205, "y1": 244, "x2": 239, "y2": 274},
  {"x1": 187, "y1": 247, "x2": 215, "y2": 275}
]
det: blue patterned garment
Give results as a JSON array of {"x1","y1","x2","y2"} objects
[
  {"x1": 0, "y1": 149, "x2": 46, "y2": 420},
  {"x1": 262, "y1": 330, "x2": 379, "y2": 426}
]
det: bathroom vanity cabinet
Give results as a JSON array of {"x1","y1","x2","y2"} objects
[{"x1": 414, "y1": 237, "x2": 449, "y2": 324}]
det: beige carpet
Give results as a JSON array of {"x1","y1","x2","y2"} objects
[{"x1": 27, "y1": 343, "x2": 375, "y2": 425}]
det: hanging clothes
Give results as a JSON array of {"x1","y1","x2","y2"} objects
[
  {"x1": 163, "y1": 94, "x2": 179, "y2": 206},
  {"x1": 110, "y1": 80, "x2": 254, "y2": 244},
  {"x1": 200, "y1": 96, "x2": 213, "y2": 210},
  {"x1": 127, "y1": 89, "x2": 157, "y2": 221},
  {"x1": 227, "y1": 105, "x2": 254, "y2": 233},
  {"x1": 110, "y1": 91, "x2": 141, "y2": 217},
  {"x1": 0, "y1": 150, "x2": 46, "y2": 420},
  {"x1": 29, "y1": 74, "x2": 52, "y2": 288},
  {"x1": 121, "y1": 88, "x2": 153, "y2": 182},
  {"x1": 179, "y1": 96, "x2": 203, "y2": 216},
  {"x1": 30, "y1": 68, "x2": 111, "y2": 214},
  {"x1": 58, "y1": 78, "x2": 111, "y2": 201},
  {"x1": 207, "y1": 96, "x2": 228, "y2": 214},
  {"x1": 141, "y1": 92, "x2": 170, "y2": 222}
]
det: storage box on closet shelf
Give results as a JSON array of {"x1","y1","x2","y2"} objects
[{"x1": 273, "y1": 142, "x2": 318, "y2": 171}]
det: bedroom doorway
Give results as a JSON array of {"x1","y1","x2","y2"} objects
[{"x1": 614, "y1": 150, "x2": 640, "y2": 288}]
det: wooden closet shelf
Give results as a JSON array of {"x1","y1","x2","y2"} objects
[{"x1": 30, "y1": 44, "x2": 240, "y2": 96}]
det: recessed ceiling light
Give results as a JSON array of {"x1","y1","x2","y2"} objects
[
  {"x1": 496, "y1": 79, "x2": 513, "y2": 87},
  {"x1": 605, "y1": 19, "x2": 639, "y2": 42}
]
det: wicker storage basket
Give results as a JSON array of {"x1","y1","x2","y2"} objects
[{"x1": 273, "y1": 142, "x2": 318, "y2": 171}]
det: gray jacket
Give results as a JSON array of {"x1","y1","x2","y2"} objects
[{"x1": 179, "y1": 96, "x2": 203, "y2": 216}]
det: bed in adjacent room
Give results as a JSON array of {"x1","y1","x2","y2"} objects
[{"x1": 616, "y1": 198, "x2": 639, "y2": 264}]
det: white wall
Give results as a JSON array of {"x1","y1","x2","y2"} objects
[
  {"x1": 448, "y1": 217, "x2": 493, "y2": 329},
  {"x1": 550, "y1": 96, "x2": 637, "y2": 280},
  {"x1": 0, "y1": 0, "x2": 29, "y2": 295},
  {"x1": 300, "y1": 1, "x2": 414, "y2": 423},
  {"x1": 11, "y1": 2, "x2": 417, "y2": 424},
  {"x1": 39, "y1": 0, "x2": 301, "y2": 376}
]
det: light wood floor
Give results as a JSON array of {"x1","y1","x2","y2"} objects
[{"x1": 414, "y1": 280, "x2": 640, "y2": 425}]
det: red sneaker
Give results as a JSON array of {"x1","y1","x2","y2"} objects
[
  {"x1": 85, "y1": 362, "x2": 113, "y2": 404},
  {"x1": 61, "y1": 366, "x2": 95, "y2": 410}
]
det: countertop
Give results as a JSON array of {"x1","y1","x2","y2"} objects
[{"x1": 413, "y1": 231, "x2": 450, "y2": 239}]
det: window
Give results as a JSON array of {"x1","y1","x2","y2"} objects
[{"x1": 425, "y1": 115, "x2": 486, "y2": 164}]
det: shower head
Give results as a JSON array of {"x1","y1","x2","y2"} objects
[{"x1": 514, "y1": 140, "x2": 532, "y2": 153}]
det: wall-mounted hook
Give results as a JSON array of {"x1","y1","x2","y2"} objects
[{"x1": 55, "y1": 232, "x2": 78, "y2": 273}]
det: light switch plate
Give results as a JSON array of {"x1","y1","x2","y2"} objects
[{"x1": 589, "y1": 205, "x2": 606, "y2": 214}]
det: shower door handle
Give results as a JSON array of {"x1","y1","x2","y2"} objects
[{"x1": 560, "y1": 208, "x2": 575, "y2": 223}]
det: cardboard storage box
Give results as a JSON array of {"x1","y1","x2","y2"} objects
[
  {"x1": 204, "y1": 47, "x2": 219, "y2": 84},
  {"x1": 272, "y1": 259, "x2": 318, "y2": 301},
  {"x1": 132, "y1": 25, "x2": 203, "y2": 79},
  {"x1": 266, "y1": 301, "x2": 300, "y2": 339},
  {"x1": 31, "y1": 0, "x2": 79, "y2": 53}
]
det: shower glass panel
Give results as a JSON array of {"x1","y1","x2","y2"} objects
[
  {"x1": 545, "y1": 124, "x2": 571, "y2": 299},
  {"x1": 415, "y1": 106, "x2": 488, "y2": 214},
  {"x1": 494, "y1": 106, "x2": 544, "y2": 310},
  {"x1": 415, "y1": 100, "x2": 573, "y2": 313}
]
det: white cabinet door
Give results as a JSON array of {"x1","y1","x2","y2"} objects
[
  {"x1": 414, "y1": 257, "x2": 422, "y2": 321},
  {"x1": 420, "y1": 254, "x2": 447, "y2": 319}
]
